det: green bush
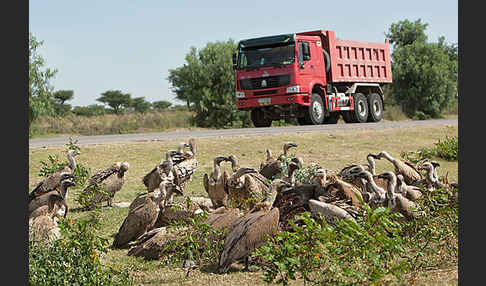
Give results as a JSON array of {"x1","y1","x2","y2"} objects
[
  {"x1": 434, "y1": 135, "x2": 458, "y2": 161},
  {"x1": 29, "y1": 211, "x2": 133, "y2": 285}
]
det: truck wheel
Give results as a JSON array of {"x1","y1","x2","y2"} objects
[
  {"x1": 367, "y1": 93, "x2": 383, "y2": 122},
  {"x1": 251, "y1": 108, "x2": 272, "y2": 127},
  {"x1": 351, "y1": 93, "x2": 369, "y2": 123},
  {"x1": 323, "y1": 112, "x2": 339, "y2": 124},
  {"x1": 307, "y1": 93, "x2": 325, "y2": 125}
]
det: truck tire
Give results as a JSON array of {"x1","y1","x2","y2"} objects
[
  {"x1": 366, "y1": 93, "x2": 383, "y2": 122},
  {"x1": 306, "y1": 93, "x2": 325, "y2": 125},
  {"x1": 342, "y1": 93, "x2": 368, "y2": 123},
  {"x1": 323, "y1": 112, "x2": 339, "y2": 124},
  {"x1": 297, "y1": 116, "x2": 312, "y2": 125},
  {"x1": 251, "y1": 108, "x2": 272, "y2": 127}
]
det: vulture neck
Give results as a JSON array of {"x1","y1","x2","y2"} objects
[
  {"x1": 365, "y1": 172, "x2": 386, "y2": 197},
  {"x1": 425, "y1": 167, "x2": 437, "y2": 183},
  {"x1": 385, "y1": 174, "x2": 397, "y2": 200},
  {"x1": 366, "y1": 155, "x2": 376, "y2": 175},
  {"x1": 380, "y1": 152, "x2": 395, "y2": 163},
  {"x1": 67, "y1": 153, "x2": 76, "y2": 171},
  {"x1": 213, "y1": 160, "x2": 222, "y2": 179}
]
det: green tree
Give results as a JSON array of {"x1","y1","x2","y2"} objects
[
  {"x1": 53, "y1": 90, "x2": 74, "y2": 104},
  {"x1": 29, "y1": 33, "x2": 58, "y2": 126},
  {"x1": 168, "y1": 39, "x2": 251, "y2": 128},
  {"x1": 385, "y1": 18, "x2": 428, "y2": 50},
  {"x1": 130, "y1": 96, "x2": 152, "y2": 113},
  {"x1": 96, "y1": 90, "x2": 131, "y2": 114},
  {"x1": 152, "y1": 100, "x2": 172, "y2": 110},
  {"x1": 386, "y1": 19, "x2": 458, "y2": 119},
  {"x1": 52, "y1": 90, "x2": 74, "y2": 116}
]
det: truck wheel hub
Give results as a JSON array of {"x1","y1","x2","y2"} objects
[
  {"x1": 358, "y1": 101, "x2": 367, "y2": 117},
  {"x1": 373, "y1": 101, "x2": 381, "y2": 115},
  {"x1": 312, "y1": 102, "x2": 323, "y2": 119}
]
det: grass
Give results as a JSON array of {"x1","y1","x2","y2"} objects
[{"x1": 28, "y1": 124, "x2": 458, "y2": 285}]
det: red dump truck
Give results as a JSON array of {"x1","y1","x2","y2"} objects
[{"x1": 232, "y1": 29, "x2": 392, "y2": 127}]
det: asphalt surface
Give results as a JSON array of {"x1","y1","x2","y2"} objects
[{"x1": 29, "y1": 119, "x2": 458, "y2": 149}]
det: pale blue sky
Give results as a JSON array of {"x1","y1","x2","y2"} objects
[{"x1": 29, "y1": 1, "x2": 458, "y2": 107}]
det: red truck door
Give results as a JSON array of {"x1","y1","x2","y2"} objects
[{"x1": 297, "y1": 40, "x2": 313, "y2": 88}]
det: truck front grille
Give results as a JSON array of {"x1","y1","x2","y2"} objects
[{"x1": 240, "y1": 74, "x2": 290, "y2": 90}]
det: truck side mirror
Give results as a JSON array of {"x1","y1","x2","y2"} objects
[{"x1": 232, "y1": 53, "x2": 237, "y2": 70}]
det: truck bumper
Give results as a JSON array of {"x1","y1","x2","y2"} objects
[{"x1": 236, "y1": 92, "x2": 311, "y2": 110}]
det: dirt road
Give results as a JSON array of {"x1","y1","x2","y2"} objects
[{"x1": 29, "y1": 119, "x2": 458, "y2": 149}]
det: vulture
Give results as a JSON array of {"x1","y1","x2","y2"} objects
[
  {"x1": 29, "y1": 193, "x2": 66, "y2": 243},
  {"x1": 354, "y1": 171, "x2": 387, "y2": 205},
  {"x1": 377, "y1": 172, "x2": 425, "y2": 220},
  {"x1": 28, "y1": 174, "x2": 75, "y2": 217},
  {"x1": 396, "y1": 174, "x2": 423, "y2": 201},
  {"x1": 29, "y1": 150, "x2": 80, "y2": 201},
  {"x1": 259, "y1": 142, "x2": 299, "y2": 180},
  {"x1": 282, "y1": 162, "x2": 300, "y2": 185},
  {"x1": 171, "y1": 139, "x2": 198, "y2": 195},
  {"x1": 218, "y1": 179, "x2": 289, "y2": 273},
  {"x1": 376, "y1": 151, "x2": 423, "y2": 186},
  {"x1": 226, "y1": 165, "x2": 271, "y2": 210},
  {"x1": 325, "y1": 173, "x2": 364, "y2": 207},
  {"x1": 112, "y1": 191, "x2": 161, "y2": 248},
  {"x1": 338, "y1": 153, "x2": 380, "y2": 178},
  {"x1": 203, "y1": 156, "x2": 230, "y2": 208},
  {"x1": 142, "y1": 150, "x2": 181, "y2": 193},
  {"x1": 418, "y1": 162, "x2": 450, "y2": 192},
  {"x1": 85, "y1": 162, "x2": 130, "y2": 207},
  {"x1": 308, "y1": 199, "x2": 356, "y2": 223},
  {"x1": 29, "y1": 193, "x2": 66, "y2": 221}
]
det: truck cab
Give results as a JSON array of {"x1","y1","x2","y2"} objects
[{"x1": 233, "y1": 30, "x2": 392, "y2": 127}]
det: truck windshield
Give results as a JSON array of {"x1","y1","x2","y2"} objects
[{"x1": 238, "y1": 44, "x2": 295, "y2": 69}]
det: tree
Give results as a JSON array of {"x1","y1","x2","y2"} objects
[
  {"x1": 152, "y1": 100, "x2": 172, "y2": 110},
  {"x1": 29, "y1": 33, "x2": 58, "y2": 126},
  {"x1": 168, "y1": 39, "x2": 251, "y2": 128},
  {"x1": 53, "y1": 90, "x2": 74, "y2": 105},
  {"x1": 96, "y1": 90, "x2": 131, "y2": 114},
  {"x1": 386, "y1": 19, "x2": 458, "y2": 119},
  {"x1": 385, "y1": 18, "x2": 428, "y2": 50},
  {"x1": 130, "y1": 97, "x2": 152, "y2": 113},
  {"x1": 72, "y1": 104, "x2": 107, "y2": 117}
]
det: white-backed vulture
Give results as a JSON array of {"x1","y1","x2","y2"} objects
[
  {"x1": 86, "y1": 162, "x2": 130, "y2": 207},
  {"x1": 203, "y1": 156, "x2": 230, "y2": 208},
  {"x1": 354, "y1": 171, "x2": 387, "y2": 205},
  {"x1": 277, "y1": 142, "x2": 298, "y2": 161},
  {"x1": 282, "y1": 162, "x2": 300, "y2": 185},
  {"x1": 112, "y1": 191, "x2": 161, "y2": 248},
  {"x1": 338, "y1": 153, "x2": 379, "y2": 179},
  {"x1": 226, "y1": 167, "x2": 271, "y2": 211},
  {"x1": 142, "y1": 150, "x2": 181, "y2": 193},
  {"x1": 396, "y1": 174, "x2": 423, "y2": 201},
  {"x1": 418, "y1": 162, "x2": 450, "y2": 192},
  {"x1": 29, "y1": 193, "x2": 66, "y2": 221},
  {"x1": 308, "y1": 199, "x2": 356, "y2": 223},
  {"x1": 258, "y1": 149, "x2": 282, "y2": 180},
  {"x1": 325, "y1": 173, "x2": 364, "y2": 207},
  {"x1": 29, "y1": 193, "x2": 66, "y2": 243},
  {"x1": 172, "y1": 140, "x2": 198, "y2": 195},
  {"x1": 217, "y1": 179, "x2": 289, "y2": 273},
  {"x1": 377, "y1": 172, "x2": 425, "y2": 220},
  {"x1": 376, "y1": 151, "x2": 423, "y2": 185},
  {"x1": 28, "y1": 174, "x2": 75, "y2": 217},
  {"x1": 29, "y1": 150, "x2": 80, "y2": 201}
]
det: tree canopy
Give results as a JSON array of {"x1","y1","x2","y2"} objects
[
  {"x1": 387, "y1": 19, "x2": 458, "y2": 119},
  {"x1": 168, "y1": 39, "x2": 250, "y2": 128},
  {"x1": 96, "y1": 90, "x2": 132, "y2": 114},
  {"x1": 29, "y1": 33, "x2": 58, "y2": 126}
]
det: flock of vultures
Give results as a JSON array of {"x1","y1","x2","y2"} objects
[{"x1": 28, "y1": 138, "x2": 457, "y2": 274}]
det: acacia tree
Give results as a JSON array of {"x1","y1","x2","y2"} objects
[
  {"x1": 152, "y1": 100, "x2": 172, "y2": 110},
  {"x1": 130, "y1": 97, "x2": 152, "y2": 113},
  {"x1": 96, "y1": 90, "x2": 131, "y2": 114},
  {"x1": 52, "y1": 90, "x2": 74, "y2": 115},
  {"x1": 386, "y1": 19, "x2": 458, "y2": 118},
  {"x1": 29, "y1": 33, "x2": 58, "y2": 126},
  {"x1": 168, "y1": 39, "x2": 251, "y2": 128}
]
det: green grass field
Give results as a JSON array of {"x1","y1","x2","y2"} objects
[{"x1": 28, "y1": 124, "x2": 458, "y2": 285}]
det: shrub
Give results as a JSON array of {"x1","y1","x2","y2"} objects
[
  {"x1": 29, "y1": 211, "x2": 133, "y2": 285},
  {"x1": 434, "y1": 135, "x2": 458, "y2": 161}
]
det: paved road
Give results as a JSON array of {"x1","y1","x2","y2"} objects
[{"x1": 29, "y1": 119, "x2": 458, "y2": 149}]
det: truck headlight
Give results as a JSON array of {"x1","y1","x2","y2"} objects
[
  {"x1": 235, "y1": 91, "x2": 245, "y2": 98},
  {"x1": 286, "y1": 85, "x2": 300, "y2": 93}
]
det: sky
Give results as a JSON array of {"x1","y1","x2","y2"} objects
[{"x1": 29, "y1": 0, "x2": 458, "y2": 108}]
